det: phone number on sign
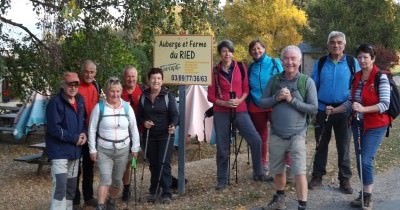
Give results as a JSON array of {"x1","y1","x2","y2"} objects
[{"x1": 171, "y1": 75, "x2": 208, "y2": 82}]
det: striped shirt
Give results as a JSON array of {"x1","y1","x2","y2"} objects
[{"x1": 344, "y1": 74, "x2": 390, "y2": 118}]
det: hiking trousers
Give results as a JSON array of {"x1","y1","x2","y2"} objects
[
  {"x1": 312, "y1": 111, "x2": 352, "y2": 180},
  {"x1": 50, "y1": 159, "x2": 79, "y2": 210},
  {"x1": 214, "y1": 111, "x2": 263, "y2": 185}
]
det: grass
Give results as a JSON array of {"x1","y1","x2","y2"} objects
[{"x1": 375, "y1": 119, "x2": 400, "y2": 172}]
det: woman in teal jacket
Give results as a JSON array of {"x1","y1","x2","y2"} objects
[{"x1": 247, "y1": 39, "x2": 283, "y2": 178}]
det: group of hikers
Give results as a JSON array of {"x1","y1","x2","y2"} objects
[{"x1": 45, "y1": 30, "x2": 392, "y2": 210}]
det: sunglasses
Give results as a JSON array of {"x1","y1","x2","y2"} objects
[{"x1": 67, "y1": 82, "x2": 79, "y2": 88}]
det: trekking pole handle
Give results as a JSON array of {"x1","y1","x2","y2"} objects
[{"x1": 131, "y1": 157, "x2": 137, "y2": 169}]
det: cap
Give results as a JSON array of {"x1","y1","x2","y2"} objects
[{"x1": 64, "y1": 72, "x2": 80, "y2": 84}]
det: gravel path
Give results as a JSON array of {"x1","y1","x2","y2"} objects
[{"x1": 279, "y1": 166, "x2": 400, "y2": 210}]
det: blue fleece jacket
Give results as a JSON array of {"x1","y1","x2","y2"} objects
[
  {"x1": 248, "y1": 54, "x2": 283, "y2": 105},
  {"x1": 311, "y1": 54, "x2": 360, "y2": 111},
  {"x1": 45, "y1": 91, "x2": 86, "y2": 160}
]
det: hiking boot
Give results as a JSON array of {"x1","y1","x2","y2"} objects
[
  {"x1": 350, "y1": 192, "x2": 373, "y2": 209},
  {"x1": 147, "y1": 194, "x2": 157, "y2": 203},
  {"x1": 106, "y1": 198, "x2": 116, "y2": 210},
  {"x1": 122, "y1": 186, "x2": 130, "y2": 201},
  {"x1": 263, "y1": 194, "x2": 286, "y2": 210},
  {"x1": 215, "y1": 183, "x2": 226, "y2": 191},
  {"x1": 161, "y1": 196, "x2": 172, "y2": 204},
  {"x1": 339, "y1": 179, "x2": 353, "y2": 194},
  {"x1": 96, "y1": 204, "x2": 106, "y2": 210},
  {"x1": 350, "y1": 193, "x2": 362, "y2": 207},
  {"x1": 254, "y1": 174, "x2": 274, "y2": 182},
  {"x1": 298, "y1": 204, "x2": 307, "y2": 210},
  {"x1": 85, "y1": 198, "x2": 98, "y2": 207},
  {"x1": 308, "y1": 176, "x2": 322, "y2": 189}
]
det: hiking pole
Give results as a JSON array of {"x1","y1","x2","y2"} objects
[
  {"x1": 307, "y1": 114, "x2": 329, "y2": 177},
  {"x1": 356, "y1": 113, "x2": 364, "y2": 209},
  {"x1": 138, "y1": 128, "x2": 150, "y2": 202},
  {"x1": 228, "y1": 91, "x2": 236, "y2": 185},
  {"x1": 232, "y1": 136, "x2": 244, "y2": 182},
  {"x1": 155, "y1": 132, "x2": 172, "y2": 201},
  {"x1": 124, "y1": 157, "x2": 137, "y2": 210}
]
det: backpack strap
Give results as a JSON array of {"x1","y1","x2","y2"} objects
[
  {"x1": 297, "y1": 74, "x2": 309, "y2": 100},
  {"x1": 140, "y1": 92, "x2": 169, "y2": 109},
  {"x1": 346, "y1": 55, "x2": 356, "y2": 89},
  {"x1": 213, "y1": 66, "x2": 223, "y2": 99},
  {"x1": 271, "y1": 58, "x2": 278, "y2": 75},
  {"x1": 270, "y1": 72, "x2": 282, "y2": 96},
  {"x1": 237, "y1": 62, "x2": 245, "y2": 81},
  {"x1": 317, "y1": 55, "x2": 328, "y2": 90}
]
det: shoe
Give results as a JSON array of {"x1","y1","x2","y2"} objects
[
  {"x1": 308, "y1": 176, "x2": 322, "y2": 190},
  {"x1": 350, "y1": 192, "x2": 372, "y2": 209},
  {"x1": 122, "y1": 186, "x2": 130, "y2": 201},
  {"x1": 73, "y1": 204, "x2": 80, "y2": 210},
  {"x1": 161, "y1": 196, "x2": 171, "y2": 204},
  {"x1": 298, "y1": 204, "x2": 306, "y2": 210},
  {"x1": 85, "y1": 198, "x2": 98, "y2": 207},
  {"x1": 147, "y1": 194, "x2": 157, "y2": 203},
  {"x1": 106, "y1": 198, "x2": 116, "y2": 210},
  {"x1": 253, "y1": 174, "x2": 274, "y2": 182},
  {"x1": 263, "y1": 194, "x2": 286, "y2": 210},
  {"x1": 339, "y1": 179, "x2": 353, "y2": 194},
  {"x1": 96, "y1": 204, "x2": 106, "y2": 210},
  {"x1": 215, "y1": 183, "x2": 226, "y2": 191}
]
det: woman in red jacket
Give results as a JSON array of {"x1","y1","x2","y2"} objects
[
  {"x1": 328, "y1": 44, "x2": 390, "y2": 210},
  {"x1": 207, "y1": 40, "x2": 267, "y2": 190}
]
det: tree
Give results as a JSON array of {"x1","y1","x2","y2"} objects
[
  {"x1": 220, "y1": 0, "x2": 308, "y2": 62},
  {"x1": 305, "y1": 0, "x2": 400, "y2": 54},
  {"x1": 0, "y1": 0, "x2": 223, "y2": 98}
]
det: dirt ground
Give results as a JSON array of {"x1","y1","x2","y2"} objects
[{"x1": 0, "y1": 129, "x2": 398, "y2": 210}]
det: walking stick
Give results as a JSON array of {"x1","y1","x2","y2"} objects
[
  {"x1": 138, "y1": 128, "x2": 150, "y2": 202},
  {"x1": 124, "y1": 157, "x2": 137, "y2": 210},
  {"x1": 356, "y1": 113, "x2": 364, "y2": 209},
  {"x1": 155, "y1": 132, "x2": 172, "y2": 201},
  {"x1": 232, "y1": 136, "x2": 243, "y2": 182},
  {"x1": 228, "y1": 91, "x2": 237, "y2": 184},
  {"x1": 307, "y1": 114, "x2": 329, "y2": 177}
]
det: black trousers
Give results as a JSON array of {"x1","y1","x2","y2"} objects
[
  {"x1": 73, "y1": 143, "x2": 95, "y2": 204},
  {"x1": 312, "y1": 111, "x2": 353, "y2": 180},
  {"x1": 147, "y1": 137, "x2": 173, "y2": 199}
]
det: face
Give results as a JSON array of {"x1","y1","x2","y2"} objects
[
  {"x1": 250, "y1": 43, "x2": 265, "y2": 60},
  {"x1": 106, "y1": 84, "x2": 122, "y2": 104},
  {"x1": 281, "y1": 49, "x2": 301, "y2": 74},
  {"x1": 328, "y1": 36, "x2": 346, "y2": 56},
  {"x1": 220, "y1": 47, "x2": 233, "y2": 63},
  {"x1": 357, "y1": 52, "x2": 375, "y2": 70},
  {"x1": 63, "y1": 82, "x2": 79, "y2": 98},
  {"x1": 82, "y1": 63, "x2": 97, "y2": 83},
  {"x1": 149, "y1": 73, "x2": 163, "y2": 91},
  {"x1": 124, "y1": 68, "x2": 138, "y2": 88}
]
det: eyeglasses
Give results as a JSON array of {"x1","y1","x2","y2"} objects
[{"x1": 67, "y1": 82, "x2": 79, "y2": 88}]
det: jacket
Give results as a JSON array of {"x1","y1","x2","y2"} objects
[
  {"x1": 312, "y1": 54, "x2": 360, "y2": 111},
  {"x1": 351, "y1": 65, "x2": 390, "y2": 130},
  {"x1": 137, "y1": 86, "x2": 179, "y2": 140},
  {"x1": 207, "y1": 60, "x2": 249, "y2": 112},
  {"x1": 45, "y1": 91, "x2": 86, "y2": 160},
  {"x1": 248, "y1": 54, "x2": 283, "y2": 111}
]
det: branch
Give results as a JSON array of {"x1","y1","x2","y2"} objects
[
  {"x1": 0, "y1": 16, "x2": 50, "y2": 51},
  {"x1": 30, "y1": 0, "x2": 62, "y2": 11}
]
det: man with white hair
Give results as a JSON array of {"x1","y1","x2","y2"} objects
[
  {"x1": 309, "y1": 31, "x2": 360, "y2": 194},
  {"x1": 258, "y1": 45, "x2": 318, "y2": 210}
]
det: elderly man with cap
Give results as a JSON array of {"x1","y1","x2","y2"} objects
[{"x1": 46, "y1": 72, "x2": 87, "y2": 210}]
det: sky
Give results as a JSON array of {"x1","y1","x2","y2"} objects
[{"x1": 4, "y1": 0, "x2": 41, "y2": 39}]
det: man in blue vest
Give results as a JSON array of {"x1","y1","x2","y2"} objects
[{"x1": 309, "y1": 31, "x2": 360, "y2": 194}]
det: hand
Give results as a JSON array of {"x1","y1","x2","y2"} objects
[
  {"x1": 144, "y1": 120, "x2": 155, "y2": 129},
  {"x1": 227, "y1": 99, "x2": 239, "y2": 108},
  {"x1": 325, "y1": 105, "x2": 334, "y2": 115},
  {"x1": 76, "y1": 133, "x2": 87, "y2": 146},
  {"x1": 352, "y1": 102, "x2": 364, "y2": 113},
  {"x1": 90, "y1": 153, "x2": 97, "y2": 162},
  {"x1": 280, "y1": 87, "x2": 292, "y2": 102},
  {"x1": 168, "y1": 124, "x2": 175, "y2": 134}
]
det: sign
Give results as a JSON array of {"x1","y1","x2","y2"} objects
[{"x1": 154, "y1": 35, "x2": 213, "y2": 85}]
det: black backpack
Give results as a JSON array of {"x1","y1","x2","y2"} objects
[{"x1": 374, "y1": 70, "x2": 400, "y2": 136}]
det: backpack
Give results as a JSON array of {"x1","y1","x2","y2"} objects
[
  {"x1": 140, "y1": 93, "x2": 169, "y2": 108},
  {"x1": 270, "y1": 72, "x2": 311, "y2": 124},
  {"x1": 97, "y1": 100, "x2": 132, "y2": 141},
  {"x1": 374, "y1": 71, "x2": 400, "y2": 136},
  {"x1": 213, "y1": 62, "x2": 246, "y2": 98},
  {"x1": 317, "y1": 55, "x2": 356, "y2": 90},
  {"x1": 270, "y1": 72, "x2": 309, "y2": 100},
  {"x1": 247, "y1": 58, "x2": 279, "y2": 76}
]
